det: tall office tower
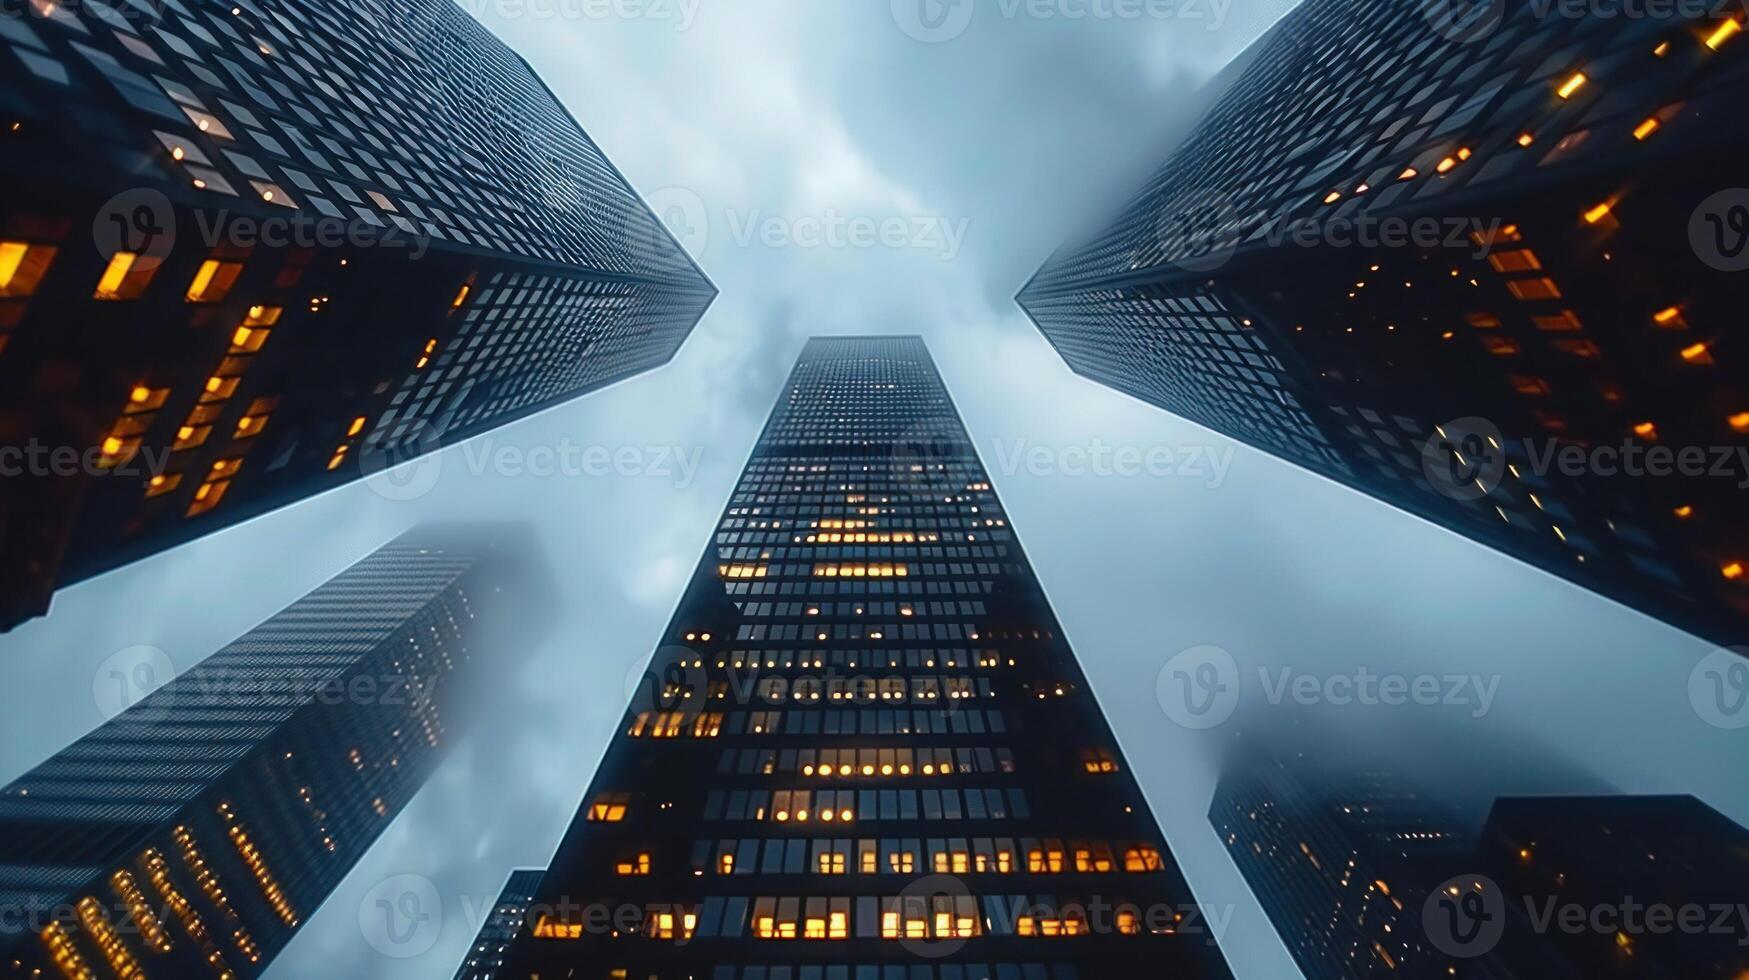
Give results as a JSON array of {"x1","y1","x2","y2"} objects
[
  {"x1": 454, "y1": 869, "x2": 547, "y2": 980},
  {"x1": 0, "y1": 524, "x2": 547, "y2": 979},
  {"x1": 0, "y1": 0, "x2": 714, "y2": 630},
  {"x1": 498, "y1": 337, "x2": 1231, "y2": 979},
  {"x1": 1475, "y1": 795, "x2": 1749, "y2": 978},
  {"x1": 1019, "y1": 2, "x2": 1749, "y2": 644},
  {"x1": 1208, "y1": 739, "x2": 1483, "y2": 978}
]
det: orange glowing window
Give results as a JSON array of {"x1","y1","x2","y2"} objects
[
  {"x1": 1556, "y1": 72, "x2": 1588, "y2": 99},
  {"x1": 185, "y1": 479, "x2": 231, "y2": 517},
  {"x1": 1488, "y1": 249, "x2": 1544, "y2": 273},
  {"x1": 587, "y1": 794, "x2": 630, "y2": 822},
  {"x1": 0, "y1": 241, "x2": 55, "y2": 298},
  {"x1": 1652, "y1": 306, "x2": 1688, "y2": 329},
  {"x1": 185, "y1": 259, "x2": 244, "y2": 303},
  {"x1": 1507, "y1": 278, "x2": 1563, "y2": 301},
  {"x1": 94, "y1": 251, "x2": 156, "y2": 300},
  {"x1": 1531, "y1": 311, "x2": 1583, "y2": 332}
]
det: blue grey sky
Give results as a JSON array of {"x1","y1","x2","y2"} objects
[{"x1": 1, "y1": 2, "x2": 1743, "y2": 978}]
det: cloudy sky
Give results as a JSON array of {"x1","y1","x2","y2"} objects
[{"x1": 1, "y1": 1, "x2": 1744, "y2": 977}]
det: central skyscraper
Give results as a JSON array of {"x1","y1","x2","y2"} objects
[
  {"x1": 0, "y1": 0, "x2": 715, "y2": 629},
  {"x1": 495, "y1": 337, "x2": 1232, "y2": 978}
]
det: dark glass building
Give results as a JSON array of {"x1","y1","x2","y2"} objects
[
  {"x1": 454, "y1": 869, "x2": 546, "y2": 980},
  {"x1": 0, "y1": 0, "x2": 715, "y2": 629},
  {"x1": 1476, "y1": 794, "x2": 1749, "y2": 979},
  {"x1": 0, "y1": 523, "x2": 547, "y2": 979},
  {"x1": 1019, "y1": 2, "x2": 1749, "y2": 644},
  {"x1": 497, "y1": 336, "x2": 1232, "y2": 978},
  {"x1": 1208, "y1": 738, "x2": 1479, "y2": 978}
]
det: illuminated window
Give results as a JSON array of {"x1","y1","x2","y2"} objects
[
  {"x1": 1125, "y1": 845, "x2": 1166, "y2": 872},
  {"x1": 587, "y1": 793, "x2": 630, "y2": 822},
  {"x1": 1487, "y1": 249, "x2": 1543, "y2": 273},
  {"x1": 146, "y1": 473, "x2": 183, "y2": 498},
  {"x1": 1556, "y1": 71, "x2": 1588, "y2": 99},
  {"x1": 1081, "y1": 749, "x2": 1120, "y2": 774},
  {"x1": 1532, "y1": 311, "x2": 1583, "y2": 332},
  {"x1": 93, "y1": 251, "x2": 157, "y2": 300},
  {"x1": 185, "y1": 259, "x2": 244, "y2": 303},
  {"x1": 186, "y1": 479, "x2": 231, "y2": 517},
  {"x1": 0, "y1": 241, "x2": 55, "y2": 298},
  {"x1": 1705, "y1": 16, "x2": 1741, "y2": 49},
  {"x1": 1507, "y1": 278, "x2": 1563, "y2": 301},
  {"x1": 615, "y1": 853, "x2": 651, "y2": 876}
]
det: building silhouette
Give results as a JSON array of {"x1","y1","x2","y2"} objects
[
  {"x1": 1212, "y1": 733, "x2": 1749, "y2": 979},
  {"x1": 0, "y1": 524, "x2": 548, "y2": 978},
  {"x1": 1476, "y1": 794, "x2": 1749, "y2": 978},
  {"x1": 0, "y1": 0, "x2": 714, "y2": 629},
  {"x1": 496, "y1": 336, "x2": 1233, "y2": 978},
  {"x1": 1209, "y1": 737, "x2": 1479, "y2": 978},
  {"x1": 1020, "y1": 1, "x2": 1749, "y2": 645},
  {"x1": 454, "y1": 869, "x2": 546, "y2": 980}
]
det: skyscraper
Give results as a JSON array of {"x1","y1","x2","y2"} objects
[
  {"x1": 1208, "y1": 737, "x2": 1477, "y2": 978},
  {"x1": 454, "y1": 869, "x2": 547, "y2": 980},
  {"x1": 1019, "y1": 3, "x2": 1749, "y2": 644},
  {"x1": 1476, "y1": 795, "x2": 1749, "y2": 978},
  {"x1": 0, "y1": 0, "x2": 714, "y2": 629},
  {"x1": 0, "y1": 523, "x2": 548, "y2": 979},
  {"x1": 496, "y1": 337, "x2": 1232, "y2": 978}
]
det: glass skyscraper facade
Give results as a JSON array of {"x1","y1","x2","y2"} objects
[
  {"x1": 0, "y1": 0, "x2": 715, "y2": 630},
  {"x1": 454, "y1": 869, "x2": 546, "y2": 980},
  {"x1": 1208, "y1": 738, "x2": 1481, "y2": 978},
  {"x1": 0, "y1": 523, "x2": 547, "y2": 979},
  {"x1": 494, "y1": 336, "x2": 1232, "y2": 978},
  {"x1": 1019, "y1": 2, "x2": 1749, "y2": 645}
]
